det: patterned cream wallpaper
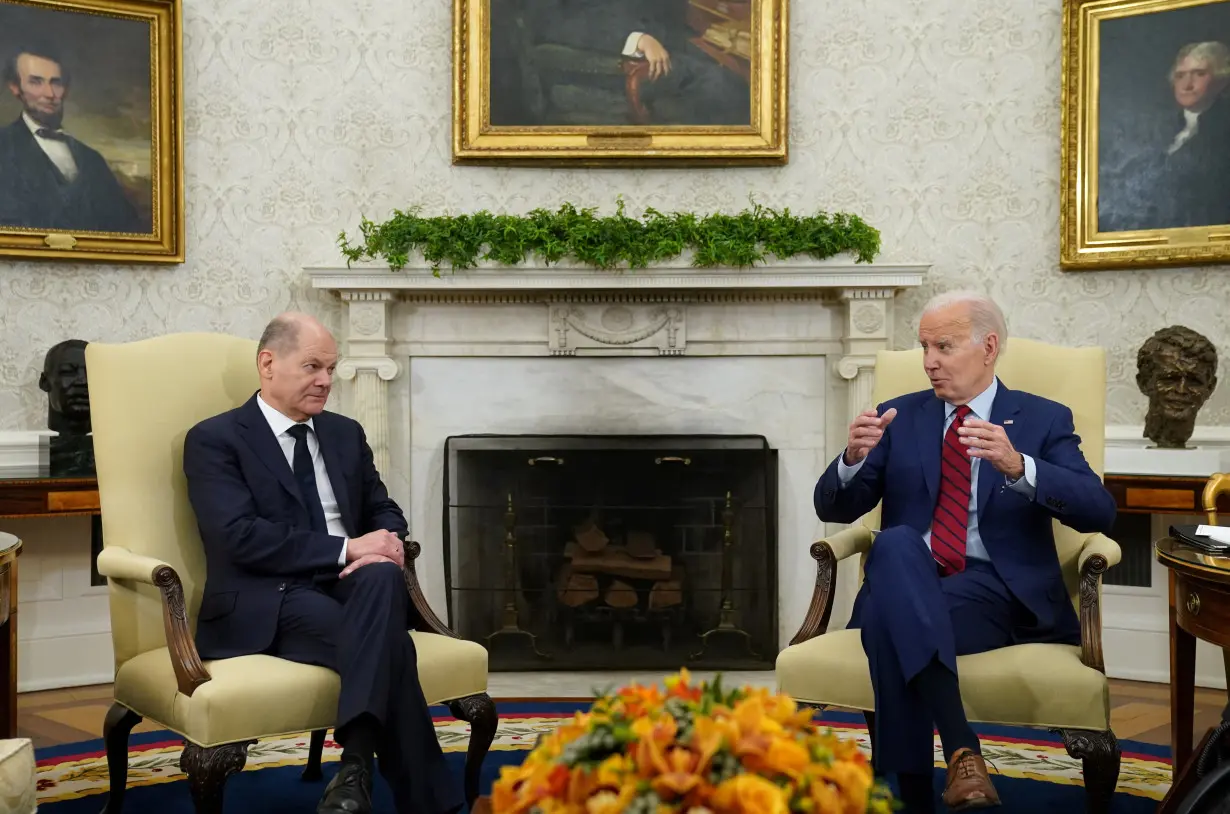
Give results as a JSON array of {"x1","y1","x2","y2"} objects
[{"x1": 1, "y1": 0, "x2": 1227, "y2": 431}]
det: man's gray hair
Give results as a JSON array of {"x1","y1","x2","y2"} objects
[
  {"x1": 921, "y1": 290, "x2": 1008, "y2": 348},
  {"x1": 257, "y1": 314, "x2": 301, "y2": 356},
  {"x1": 1171, "y1": 41, "x2": 1230, "y2": 81}
]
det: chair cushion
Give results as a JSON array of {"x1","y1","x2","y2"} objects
[
  {"x1": 114, "y1": 631, "x2": 489, "y2": 747},
  {"x1": 0, "y1": 738, "x2": 35, "y2": 814},
  {"x1": 775, "y1": 629, "x2": 1110, "y2": 731}
]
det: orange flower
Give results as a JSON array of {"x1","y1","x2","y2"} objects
[
  {"x1": 490, "y1": 670, "x2": 893, "y2": 814},
  {"x1": 583, "y1": 787, "x2": 637, "y2": 814},
  {"x1": 710, "y1": 773, "x2": 790, "y2": 814}
]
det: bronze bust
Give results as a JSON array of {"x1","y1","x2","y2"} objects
[
  {"x1": 38, "y1": 339, "x2": 94, "y2": 474},
  {"x1": 1136, "y1": 326, "x2": 1218, "y2": 448}
]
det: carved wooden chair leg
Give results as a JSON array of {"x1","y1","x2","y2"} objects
[
  {"x1": 180, "y1": 740, "x2": 253, "y2": 814},
  {"x1": 100, "y1": 702, "x2": 142, "y2": 814},
  {"x1": 301, "y1": 729, "x2": 327, "y2": 781},
  {"x1": 447, "y1": 693, "x2": 498, "y2": 808},
  {"x1": 1056, "y1": 728, "x2": 1120, "y2": 814}
]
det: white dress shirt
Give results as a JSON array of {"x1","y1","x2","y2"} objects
[
  {"x1": 23, "y1": 112, "x2": 78, "y2": 182},
  {"x1": 1168, "y1": 109, "x2": 1201, "y2": 155},
  {"x1": 256, "y1": 394, "x2": 348, "y2": 566},
  {"x1": 836, "y1": 377, "x2": 1038, "y2": 562}
]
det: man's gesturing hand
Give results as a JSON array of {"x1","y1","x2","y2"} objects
[
  {"x1": 844, "y1": 407, "x2": 897, "y2": 465},
  {"x1": 958, "y1": 418, "x2": 1024, "y2": 480}
]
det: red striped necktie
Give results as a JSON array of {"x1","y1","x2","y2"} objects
[{"x1": 932, "y1": 404, "x2": 972, "y2": 575}]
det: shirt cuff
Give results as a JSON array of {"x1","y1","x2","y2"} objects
[
  {"x1": 836, "y1": 454, "x2": 864, "y2": 486},
  {"x1": 1005, "y1": 454, "x2": 1037, "y2": 499},
  {"x1": 623, "y1": 32, "x2": 644, "y2": 56},
  {"x1": 338, "y1": 537, "x2": 348, "y2": 567}
]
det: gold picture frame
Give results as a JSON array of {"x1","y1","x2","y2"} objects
[
  {"x1": 452, "y1": 0, "x2": 788, "y2": 166},
  {"x1": 1061, "y1": 0, "x2": 1230, "y2": 269},
  {"x1": 0, "y1": 0, "x2": 183, "y2": 264}
]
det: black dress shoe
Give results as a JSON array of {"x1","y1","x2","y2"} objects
[{"x1": 317, "y1": 755, "x2": 373, "y2": 814}]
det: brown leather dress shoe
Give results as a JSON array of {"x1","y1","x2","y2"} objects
[{"x1": 941, "y1": 747, "x2": 1001, "y2": 810}]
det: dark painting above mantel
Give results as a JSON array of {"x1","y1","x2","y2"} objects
[
  {"x1": 453, "y1": 0, "x2": 788, "y2": 165},
  {"x1": 442, "y1": 434, "x2": 778, "y2": 671}
]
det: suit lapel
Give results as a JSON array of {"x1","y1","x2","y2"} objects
[
  {"x1": 977, "y1": 384, "x2": 1023, "y2": 519},
  {"x1": 915, "y1": 395, "x2": 945, "y2": 505},
  {"x1": 236, "y1": 395, "x2": 305, "y2": 507},
  {"x1": 313, "y1": 416, "x2": 356, "y2": 536}
]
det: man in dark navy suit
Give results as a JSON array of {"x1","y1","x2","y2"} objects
[
  {"x1": 814, "y1": 291, "x2": 1117, "y2": 813},
  {"x1": 183, "y1": 313, "x2": 462, "y2": 814},
  {"x1": 0, "y1": 42, "x2": 141, "y2": 233}
]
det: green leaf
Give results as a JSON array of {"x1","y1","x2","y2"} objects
[{"x1": 338, "y1": 200, "x2": 880, "y2": 272}]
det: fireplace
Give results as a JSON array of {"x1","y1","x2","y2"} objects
[{"x1": 442, "y1": 434, "x2": 778, "y2": 671}]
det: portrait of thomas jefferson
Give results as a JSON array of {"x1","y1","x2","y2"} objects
[
  {"x1": 1096, "y1": 4, "x2": 1230, "y2": 233},
  {"x1": 489, "y1": 0, "x2": 752, "y2": 127},
  {"x1": 0, "y1": 5, "x2": 153, "y2": 234}
]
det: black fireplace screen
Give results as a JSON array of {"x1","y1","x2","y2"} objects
[{"x1": 441, "y1": 434, "x2": 778, "y2": 671}]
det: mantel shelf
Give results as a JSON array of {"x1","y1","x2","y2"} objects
[{"x1": 306, "y1": 256, "x2": 930, "y2": 296}]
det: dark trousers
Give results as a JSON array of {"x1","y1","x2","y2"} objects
[
  {"x1": 273, "y1": 561, "x2": 462, "y2": 814},
  {"x1": 850, "y1": 526, "x2": 1030, "y2": 775}
]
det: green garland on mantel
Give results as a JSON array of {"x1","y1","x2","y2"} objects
[{"x1": 336, "y1": 198, "x2": 881, "y2": 273}]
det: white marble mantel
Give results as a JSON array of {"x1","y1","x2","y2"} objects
[
  {"x1": 307, "y1": 255, "x2": 929, "y2": 641},
  {"x1": 307, "y1": 255, "x2": 929, "y2": 465}
]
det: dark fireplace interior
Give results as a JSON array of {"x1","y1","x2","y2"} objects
[{"x1": 442, "y1": 434, "x2": 778, "y2": 671}]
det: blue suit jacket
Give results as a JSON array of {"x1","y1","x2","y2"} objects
[
  {"x1": 182, "y1": 394, "x2": 407, "y2": 659},
  {"x1": 814, "y1": 384, "x2": 1117, "y2": 643}
]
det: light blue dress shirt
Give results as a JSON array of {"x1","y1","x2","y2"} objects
[{"x1": 836, "y1": 377, "x2": 1037, "y2": 562}]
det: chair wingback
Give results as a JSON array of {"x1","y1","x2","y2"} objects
[
  {"x1": 86, "y1": 333, "x2": 259, "y2": 670},
  {"x1": 863, "y1": 338, "x2": 1107, "y2": 610}
]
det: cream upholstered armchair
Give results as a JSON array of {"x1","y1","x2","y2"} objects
[
  {"x1": 776, "y1": 338, "x2": 1123, "y2": 814},
  {"x1": 87, "y1": 333, "x2": 496, "y2": 814}
]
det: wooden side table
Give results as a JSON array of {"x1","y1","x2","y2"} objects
[
  {"x1": 1156, "y1": 536, "x2": 1230, "y2": 813},
  {"x1": 0, "y1": 533, "x2": 21, "y2": 740}
]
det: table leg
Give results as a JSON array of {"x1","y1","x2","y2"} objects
[
  {"x1": 1171, "y1": 570, "x2": 1197, "y2": 774},
  {"x1": 0, "y1": 557, "x2": 15, "y2": 739}
]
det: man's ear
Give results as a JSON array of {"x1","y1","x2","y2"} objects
[
  {"x1": 5, "y1": 82, "x2": 19, "y2": 100},
  {"x1": 38, "y1": 372, "x2": 50, "y2": 393}
]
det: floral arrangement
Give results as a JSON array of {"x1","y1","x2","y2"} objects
[{"x1": 491, "y1": 669, "x2": 895, "y2": 814}]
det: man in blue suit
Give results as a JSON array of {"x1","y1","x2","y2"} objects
[
  {"x1": 814, "y1": 291, "x2": 1116, "y2": 812},
  {"x1": 182, "y1": 313, "x2": 462, "y2": 814}
]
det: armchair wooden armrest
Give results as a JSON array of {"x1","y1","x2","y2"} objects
[
  {"x1": 401, "y1": 539, "x2": 459, "y2": 639},
  {"x1": 789, "y1": 525, "x2": 876, "y2": 646},
  {"x1": 1075, "y1": 532, "x2": 1121, "y2": 674},
  {"x1": 96, "y1": 546, "x2": 212, "y2": 697}
]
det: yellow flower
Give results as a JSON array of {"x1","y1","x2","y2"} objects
[{"x1": 710, "y1": 774, "x2": 790, "y2": 814}]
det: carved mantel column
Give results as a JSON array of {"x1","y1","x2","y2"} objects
[
  {"x1": 336, "y1": 291, "x2": 398, "y2": 476},
  {"x1": 837, "y1": 288, "x2": 898, "y2": 421}
]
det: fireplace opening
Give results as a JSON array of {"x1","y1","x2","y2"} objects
[{"x1": 442, "y1": 434, "x2": 778, "y2": 671}]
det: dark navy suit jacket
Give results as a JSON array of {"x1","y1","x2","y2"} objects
[
  {"x1": 183, "y1": 394, "x2": 407, "y2": 660},
  {"x1": 814, "y1": 383, "x2": 1117, "y2": 643}
]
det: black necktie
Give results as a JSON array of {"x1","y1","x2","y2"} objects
[
  {"x1": 286, "y1": 424, "x2": 328, "y2": 534},
  {"x1": 36, "y1": 128, "x2": 68, "y2": 141}
]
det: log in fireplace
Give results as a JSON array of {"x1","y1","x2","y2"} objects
[{"x1": 442, "y1": 434, "x2": 778, "y2": 671}]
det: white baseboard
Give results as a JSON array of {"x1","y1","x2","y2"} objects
[{"x1": 18, "y1": 631, "x2": 114, "y2": 693}]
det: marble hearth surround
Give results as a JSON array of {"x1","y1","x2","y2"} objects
[{"x1": 307, "y1": 256, "x2": 929, "y2": 648}]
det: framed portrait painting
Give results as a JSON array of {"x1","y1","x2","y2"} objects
[
  {"x1": 1061, "y1": 0, "x2": 1230, "y2": 269},
  {"x1": 452, "y1": 0, "x2": 788, "y2": 165},
  {"x1": 0, "y1": 0, "x2": 183, "y2": 264}
]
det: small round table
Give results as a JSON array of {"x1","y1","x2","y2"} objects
[
  {"x1": 1156, "y1": 536, "x2": 1230, "y2": 813},
  {"x1": 0, "y1": 532, "x2": 20, "y2": 740}
]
